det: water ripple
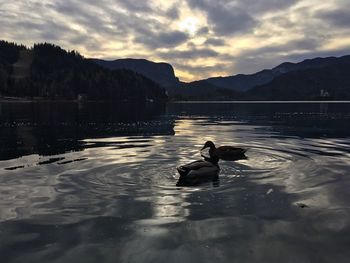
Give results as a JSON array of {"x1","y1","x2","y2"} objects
[{"x1": 1, "y1": 102, "x2": 350, "y2": 262}]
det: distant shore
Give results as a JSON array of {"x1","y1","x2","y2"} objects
[
  {"x1": 0, "y1": 96, "x2": 167, "y2": 103},
  {"x1": 2, "y1": 96, "x2": 350, "y2": 104},
  {"x1": 0, "y1": 96, "x2": 75, "y2": 103},
  {"x1": 170, "y1": 100, "x2": 350, "y2": 103}
]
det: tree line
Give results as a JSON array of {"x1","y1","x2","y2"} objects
[{"x1": 0, "y1": 40, "x2": 167, "y2": 102}]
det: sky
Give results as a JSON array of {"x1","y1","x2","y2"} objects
[{"x1": 1, "y1": 0, "x2": 350, "y2": 82}]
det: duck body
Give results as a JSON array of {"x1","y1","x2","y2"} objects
[
  {"x1": 202, "y1": 141, "x2": 247, "y2": 161},
  {"x1": 176, "y1": 158, "x2": 220, "y2": 186}
]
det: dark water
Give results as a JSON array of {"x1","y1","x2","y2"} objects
[{"x1": 1, "y1": 101, "x2": 350, "y2": 263}]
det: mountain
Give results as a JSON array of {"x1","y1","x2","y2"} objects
[
  {"x1": 0, "y1": 41, "x2": 167, "y2": 102},
  {"x1": 167, "y1": 81, "x2": 239, "y2": 101},
  {"x1": 92, "y1": 58, "x2": 180, "y2": 88},
  {"x1": 2, "y1": 40, "x2": 349, "y2": 101},
  {"x1": 168, "y1": 55, "x2": 350, "y2": 100},
  {"x1": 247, "y1": 62, "x2": 350, "y2": 100},
  {"x1": 197, "y1": 55, "x2": 350, "y2": 92}
]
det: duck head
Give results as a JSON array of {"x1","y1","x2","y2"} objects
[{"x1": 201, "y1": 141, "x2": 216, "y2": 151}]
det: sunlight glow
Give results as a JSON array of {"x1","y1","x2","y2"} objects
[
  {"x1": 178, "y1": 17, "x2": 200, "y2": 35},
  {"x1": 1, "y1": 0, "x2": 349, "y2": 81},
  {"x1": 322, "y1": 37, "x2": 350, "y2": 51}
]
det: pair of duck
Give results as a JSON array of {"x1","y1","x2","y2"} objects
[{"x1": 176, "y1": 141, "x2": 246, "y2": 186}]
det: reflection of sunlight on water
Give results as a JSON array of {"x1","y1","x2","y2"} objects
[
  {"x1": 82, "y1": 137, "x2": 154, "y2": 165},
  {"x1": 136, "y1": 192, "x2": 191, "y2": 224},
  {"x1": 2, "y1": 103, "x2": 350, "y2": 263},
  {"x1": 2, "y1": 117, "x2": 349, "y2": 224},
  {"x1": 3, "y1": 101, "x2": 350, "y2": 261},
  {"x1": 1, "y1": 127, "x2": 349, "y2": 226},
  {"x1": 0, "y1": 164, "x2": 59, "y2": 221}
]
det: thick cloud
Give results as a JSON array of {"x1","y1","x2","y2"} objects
[
  {"x1": 187, "y1": 0, "x2": 256, "y2": 35},
  {"x1": 318, "y1": 8, "x2": 350, "y2": 28},
  {"x1": 135, "y1": 31, "x2": 189, "y2": 48},
  {"x1": 159, "y1": 48, "x2": 219, "y2": 60},
  {"x1": 117, "y1": 0, "x2": 154, "y2": 13},
  {"x1": 230, "y1": 38, "x2": 327, "y2": 74},
  {"x1": 204, "y1": 38, "x2": 226, "y2": 46},
  {"x1": 242, "y1": 38, "x2": 322, "y2": 57},
  {"x1": 186, "y1": 0, "x2": 299, "y2": 35},
  {"x1": 166, "y1": 6, "x2": 180, "y2": 20},
  {"x1": 237, "y1": 0, "x2": 298, "y2": 13},
  {"x1": 157, "y1": 31, "x2": 189, "y2": 46}
]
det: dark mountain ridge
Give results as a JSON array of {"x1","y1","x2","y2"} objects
[
  {"x1": 167, "y1": 55, "x2": 350, "y2": 100},
  {"x1": 92, "y1": 58, "x2": 180, "y2": 88},
  {"x1": 2, "y1": 40, "x2": 349, "y2": 101},
  {"x1": 167, "y1": 80, "x2": 240, "y2": 101},
  {"x1": 201, "y1": 55, "x2": 350, "y2": 92},
  {"x1": 0, "y1": 40, "x2": 167, "y2": 102},
  {"x1": 247, "y1": 62, "x2": 350, "y2": 100}
]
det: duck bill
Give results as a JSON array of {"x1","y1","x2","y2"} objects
[{"x1": 200, "y1": 146, "x2": 207, "y2": 151}]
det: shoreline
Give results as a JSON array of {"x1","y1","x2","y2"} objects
[
  {"x1": 1, "y1": 97, "x2": 350, "y2": 104},
  {"x1": 0, "y1": 97, "x2": 166, "y2": 103},
  {"x1": 170, "y1": 100, "x2": 350, "y2": 103}
]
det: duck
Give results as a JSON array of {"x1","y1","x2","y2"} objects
[
  {"x1": 176, "y1": 156, "x2": 220, "y2": 186},
  {"x1": 201, "y1": 140, "x2": 247, "y2": 161}
]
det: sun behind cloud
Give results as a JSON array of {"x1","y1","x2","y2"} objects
[{"x1": 178, "y1": 17, "x2": 200, "y2": 35}]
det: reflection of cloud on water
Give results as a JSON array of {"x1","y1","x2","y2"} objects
[
  {"x1": 0, "y1": 161, "x2": 59, "y2": 222},
  {"x1": 117, "y1": 181, "x2": 350, "y2": 262},
  {"x1": 2, "y1": 103, "x2": 350, "y2": 262},
  {"x1": 0, "y1": 102, "x2": 174, "y2": 161},
  {"x1": 3, "y1": 207, "x2": 350, "y2": 263}
]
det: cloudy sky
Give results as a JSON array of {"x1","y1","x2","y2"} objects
[{"x1": 1, "y1": 0, "x2": 350, "y2": 81}]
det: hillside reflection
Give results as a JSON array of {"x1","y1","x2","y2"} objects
[
  {"x1": 0, "y1": 102, "x2": 173, "y2": 160},
  {"x1": 2, "y1": 101, "x2": 350, "y2": 161}
]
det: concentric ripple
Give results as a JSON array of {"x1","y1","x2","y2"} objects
[{"x1": 1, "y1": 102, "x2": 350, "y2": 263}]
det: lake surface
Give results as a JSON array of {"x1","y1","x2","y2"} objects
[{"x1": 1, "y1": 101, "x2": 350, "y2": 263}]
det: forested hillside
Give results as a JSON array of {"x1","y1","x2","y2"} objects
[{"x1": 0, "y1": 41, "x2": 167, "y2": 102}]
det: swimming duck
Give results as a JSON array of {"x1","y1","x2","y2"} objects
[
  {"x1": 176, "y1": 156, "x2": 220, "y2": 186},
  {"x1": 201, "y1": 141, "x2": 247, "y2": 161}
]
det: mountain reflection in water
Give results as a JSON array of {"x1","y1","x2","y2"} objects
[{"x1": 0, "y1": 101, "x2": 350, "y2": 263}]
